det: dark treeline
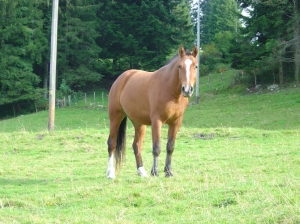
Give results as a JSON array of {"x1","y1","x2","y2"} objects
[
  {"x1": 1, "y1": 0, "x2": 299, "y2": 118},
  {"x1": 0, "y1": 0, "x2": 194, "y2": 117}
]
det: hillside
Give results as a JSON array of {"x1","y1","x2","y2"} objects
[{"x1": 1, "y1": 69, "x2": 299, "y2": 132}]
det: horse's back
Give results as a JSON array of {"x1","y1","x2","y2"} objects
[{"x1": 109, "y1": 69, "x2": 152, "y2": 99}]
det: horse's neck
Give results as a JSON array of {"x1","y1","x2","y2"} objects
[{"x1": 156, "y1": 60, "x2": 182, "y2": 97}]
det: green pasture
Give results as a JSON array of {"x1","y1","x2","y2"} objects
[{"x1": 0, "y1": 71, "x2": 300, "y2": 223}]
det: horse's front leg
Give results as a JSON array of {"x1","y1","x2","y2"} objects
[
  {"x1": 164, "y1": 120, "x2": 181, "y2": 177},
  {"x1": 151, "y1": 120, "x2": 162, "y2": 176}
]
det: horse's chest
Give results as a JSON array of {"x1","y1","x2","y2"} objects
[{"x1": 159, "y1": 101, "x2": 187, "y2": 123}]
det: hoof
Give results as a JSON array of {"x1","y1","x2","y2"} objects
[
  {"x1": 164, "y1": 167, "x2": 173, "y2": 177},
  {"x1": 165, "y1": 171, "x2": 173, "y2": 177},
  {"x1": 106, "y1": 168, "x2": 116, "y2": 179},
  {"x1": 107, "y1": 174, "x2": 116, "y2": 179},
  {"x1": 137, "y1": 167, "x2": 148, "y2": 177},
  {"x1": 151, "y1": 169, "x2": 159, "y2": 177}
]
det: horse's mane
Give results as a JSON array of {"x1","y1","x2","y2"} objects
[{"x1": 164, "y1": 48, "x2": 192, "y2": 65}]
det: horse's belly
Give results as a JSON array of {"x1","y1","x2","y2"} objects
[
  {"x1": 121, "y1": 98, "x2": 152, "y2": 125},
  {"x1": 124, "y1": 106, "x2": 152, "y2": 125}
]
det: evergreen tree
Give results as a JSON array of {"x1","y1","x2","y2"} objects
[
  {"x1": 97, "y1": 0, "x2": 195, "y2": 76},
  {"x1": 0, "y1": 0, "x2": 48, "y2": 105},
  {"x1": 191, "y1": 0, "x2": 239, "y2": 73},
  {"x1": 233, "y1": 0, "x2": 296, "y2": 84},
  {"x1": 200, "y1": 0, "x2": 237, "y2": 45},
  {"x1": 57, "y1": 0, "x2": 103, "y2": 88}
]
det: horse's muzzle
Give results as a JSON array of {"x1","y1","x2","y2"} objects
[{"x1": 182, "y1": 86, "x2": 194, "y2": 97}]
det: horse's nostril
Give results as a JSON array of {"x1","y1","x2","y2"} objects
[{"x1": 182, "y1": 86, "x2": 193, "y2": 93}]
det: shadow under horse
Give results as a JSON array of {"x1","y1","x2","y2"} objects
[{"x1": 106, "y1": 45, "x2": 198, "y2": 178}]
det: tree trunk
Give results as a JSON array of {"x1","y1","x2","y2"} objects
[{"x1": 279, "y1": 61, "x2": 283, "y2": 84}]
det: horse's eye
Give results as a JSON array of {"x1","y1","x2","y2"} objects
[
  {"x1": 178, "y1": 65, "x2": 181, "y2": 69},
  {"x1": 195, "y1": 65, "x2": 198, "y2": 69}
]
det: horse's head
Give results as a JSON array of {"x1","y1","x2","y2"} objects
[{"x1": 177, "y1": 45, "x2": 198, "y2": 97}]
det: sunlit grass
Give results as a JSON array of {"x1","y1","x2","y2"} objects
[{"x1": 0, "y1": 127, "x2": 299, "y2": 223}]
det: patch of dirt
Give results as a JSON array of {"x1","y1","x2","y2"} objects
[
  {"x1": 193, "y1": 133, "x2": 215, "y2": 140},
  {"x1": 246, "y1": 83, "x2": 300, "y2": 95}
]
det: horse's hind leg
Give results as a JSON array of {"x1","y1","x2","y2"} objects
[
  {"x1": 132, "y1": 122, "x2": 148, "y2": 177},
  {"x1": 106, "y1": 135, "x2": 116, "y2": 179},
  {"x1": 106, "y1": 113, "x2": 124, "y2": 179}
]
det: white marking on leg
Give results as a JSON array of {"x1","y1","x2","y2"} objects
[
  {"x1": 184, "y1": 59, "x2": 192, "y2": 92},
  {"x1": 106, "y1": 155, "x2": 116, "y2": 179},
  {"x1": 137, "y1": 167, "x2": 148, "y2": 177}
]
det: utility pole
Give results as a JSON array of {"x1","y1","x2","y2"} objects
[
  {"x1": 195, "y1": 0, "x2": 200, "y2": 104},
  {"x1": 48, "y1": 0, "x2": 59, "y2": 131},
  {"x1": 235, "y1": 0, "x2": 238, "y2": 41}
]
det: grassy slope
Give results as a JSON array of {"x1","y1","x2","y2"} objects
[{"x1": 0, "y1": 70, "x2": 300, "y2": 223}]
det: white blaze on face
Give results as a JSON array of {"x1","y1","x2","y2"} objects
[{"x1": 184, "y1": 59, "x2": 193, "y2": 92}]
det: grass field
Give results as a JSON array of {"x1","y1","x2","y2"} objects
[{"x1": 0, "y1": 70, "x2": 300, "y2": 223}]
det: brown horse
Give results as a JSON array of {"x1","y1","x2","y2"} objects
[{"x1": 106, "y1": 45, "x2": 198, "y2": 178}]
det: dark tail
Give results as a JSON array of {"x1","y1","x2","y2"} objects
[{"x1": 115, "y1": 117, "x2": 127, "y2": 169}]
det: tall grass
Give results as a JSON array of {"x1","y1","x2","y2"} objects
[{"x1": 0, "y1": 70, "x2": 300, "y2": 223}]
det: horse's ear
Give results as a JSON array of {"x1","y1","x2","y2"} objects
[
  {"x1": 192, "y1": 45, "x2": 199, "y2": 58},
  {"x1": 178, "y1": 46, "x2": 185, "y2": 58}
]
